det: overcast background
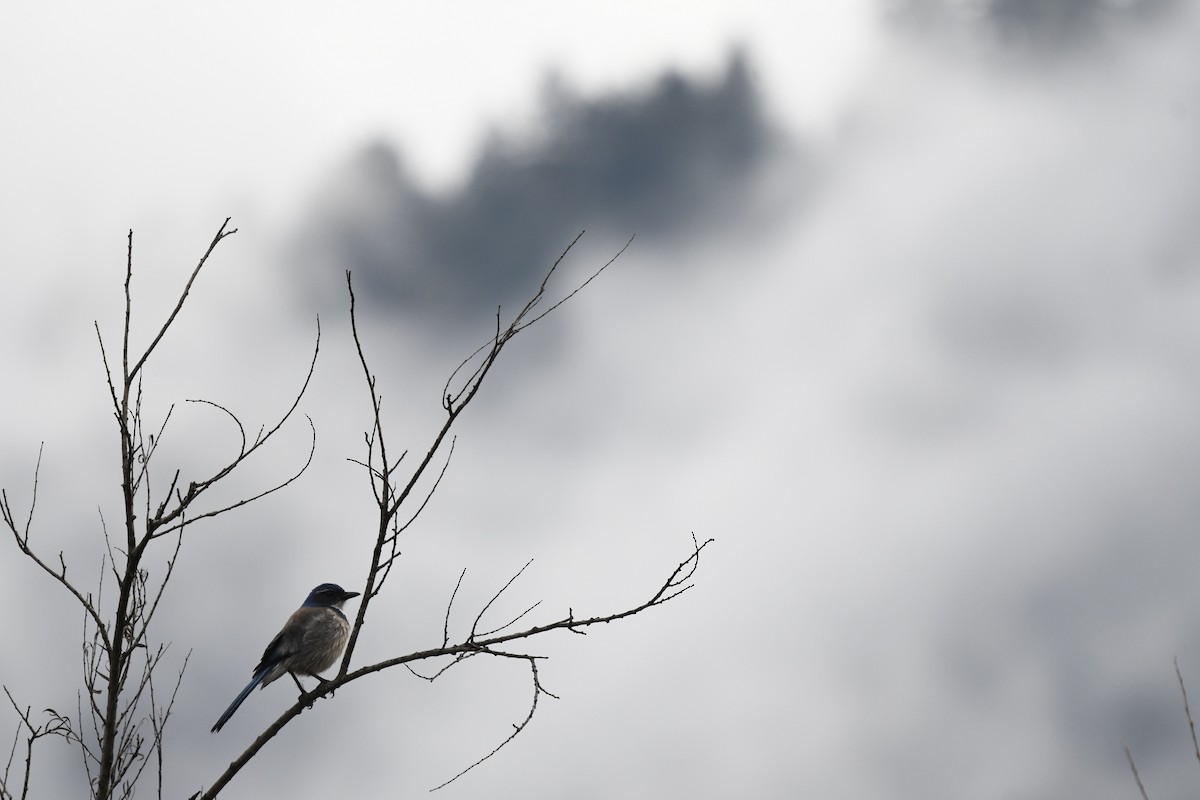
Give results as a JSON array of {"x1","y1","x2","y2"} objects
[{"x1": 3, "y1": 1, "x2": 1200, "y2": 797}]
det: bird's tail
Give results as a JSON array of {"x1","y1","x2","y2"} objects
[{"x1": 211, "y1": 669, "x2": 268, "y2": 733}]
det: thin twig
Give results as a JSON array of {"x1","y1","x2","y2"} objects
[
  {"x1": 2, "y1": 447, "x2": 109, "y2": 639},
  {"x1": 127, "y1": 220, "x2": 237, "y2": 382},
  {"x1": 1125, "y1": 746, "x2": 1150, "y2": 800},
  {"x1": 201, "y1": 233, "x2": 646, "y2": 797},
  {"x1": 1176, "y1": 657, "x2": 1200, "y2": 767},
  {"x1": 513, "y1": 234, "x2": 633, "y2": 334},
  {"x1": 152, "y1": 414, "x2": 317, "y2": 539},
  {"x1": 470, "y1": 560, "x2": 534, "y2": 641},
  {"x1": 442, "y1": 570, "x2": 467, "y2": 648},
  {"x1": 201, "y1": 536, "x2": 711, "y2": 798},
  {"x1": 149, "y1": 318, "x2": 321, "y2": 537},
  {"x1": 430, "y1": 655, "x2": 556, "y2": 791}
]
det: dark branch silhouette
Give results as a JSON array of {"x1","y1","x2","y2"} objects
[
  {"x1": 2, "y1": 222, "x2": 709, "y2": 800},
  {"x1": 3, "y1": 221, "x2": 318, "y2": 800},
  {"x1": 201, "y1": 232, "x2": 708, "y2": 796}
]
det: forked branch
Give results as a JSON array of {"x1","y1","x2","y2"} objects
[
  {"x1": 199, "y1": 535, "x2": 710, "y2": 799},
  {"x1": 4, "y1": 220, "x2": 324, "y2": 800},
  {"x1": 199, "y1": 232, "x2": 713, "y2": 797},
  {"x1": 341, "y1": 232, "x2": 628, "y2": 669}
]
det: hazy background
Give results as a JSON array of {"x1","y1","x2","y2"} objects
[{"x1": 3, "y1": 1, "x2": 1200, "y2": 797}]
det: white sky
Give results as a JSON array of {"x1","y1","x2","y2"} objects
[
  {"x1": 5, "y1": 2, "x2": 1200, "y2": 798},
  {"x1": 0, "y1": 4, "x2": 880, "y2": 797},
  {"x1": 0, "y1": 1, "x2": 875, "y2": 231}
]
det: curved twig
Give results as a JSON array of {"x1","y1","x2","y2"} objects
[
  {"x1": 199, "y1": 536, "x2": 712, "y2": 798},
  {"x1": 430, "y1": 654, "x2": 556, "y2": 791}
]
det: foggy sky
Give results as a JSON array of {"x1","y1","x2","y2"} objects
[
  {"x1": 293, "y1": 52, "x2": 785, "y2": 329},
  {"x1": 4, "y1": 2, "x2": 1200, "y2": 798}
]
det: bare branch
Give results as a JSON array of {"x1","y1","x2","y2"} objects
[
  {"x1": 2, "y1": 447, "x2": 109, "y2": 641},
  {"x1": 184, "y1": 400, "x2": 248, "y2": 469},
  {"x1": 127, "y1": 220, "x2": 238, "y2": 383},
  {"x1": 442, "y1": 569, "x2": 467, "y2": 648},
  {"x1": 200, "y1": 536, "x2": 710, "y2": 797},
  {"x1": 404, "y1": 652, "x2": 477, "y2": 683},
  {"x1": 343, "y1": 234, "x2": 630, "y2": 676},
  {"x1": 1125, "y1": 746, "x2": 1151, "y2": 800},
  {"x1": 151, "y1": 413, "x2": 317, "y2": 540},
  {"x1": 147, "y1": 651, "x2": 190, "y2": 800},
  {"x1": 430, "y1": 654, "x2": 557, "y2": 791},
  {"x1": 59, "y1": 219, "x2": 318, "y2": 799},
  {"x1": 1176, "y1": 657, "x2": 1200, "y2": 769},
  {"x1": 389, "y1": 437, "x2": 455, "y2": 544},
  {"x1": 440, "y1": 232, "x2": 631, "y2": 407},
  {"x1": 475, "y1": 600, "x2": 543, "y2": 640},
  {"x1": 469, "y1": 560, "x2": 534, "y2": 641},
  {"x1": 2, "y1": 686, "x2": 74, "y2": 800},
  {"x1": 0, "y1": 443, "x2": 42, "y2": 546},
  {"x1": 511, "y1": 233, "x2": 633, "y2": 334},
  {"x1": 148, "y1": 318, "x2": 321, "y2": 538},
  {"x1": 14, "y1": 221, "x2": 686, "y2": 799},
  {"x1": 95, "y1": 322, "x2": 122, "y2": 426}
]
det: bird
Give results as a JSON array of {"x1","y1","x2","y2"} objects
[{"x1": 211, "y1": 583, "x2": 360, "y2": 733}]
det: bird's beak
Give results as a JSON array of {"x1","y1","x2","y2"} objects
[{"x1": 343, "y1": 591, "x2": 361, "y2": 599}]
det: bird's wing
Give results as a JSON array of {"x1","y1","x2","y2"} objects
[{"x1": 251, "y1": 608, "x2": 308, "y2": 677}]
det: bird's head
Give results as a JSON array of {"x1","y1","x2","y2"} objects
[{"x1": 304, "y1": 583, "x2": 361, "y2": 609}]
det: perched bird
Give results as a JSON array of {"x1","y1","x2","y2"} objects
[{"x1": 211, "y1": 583, "x2": 360, "y2": 733}]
